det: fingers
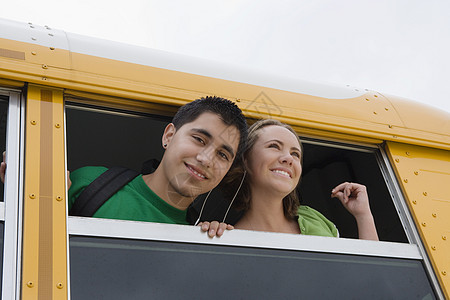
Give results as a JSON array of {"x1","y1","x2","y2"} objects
[
  {"x1": 331, "y1": 182, "x2": 366, "y2": 203},
  {"x1": 199, "y1": 221, "x2": 234, "y2": 237},
  {"x1": 67, "y1": 170, "x2": 72, "y2": 189},
  {"x1": 0, "y1": 151, "x2": 5, "y2": 184}
]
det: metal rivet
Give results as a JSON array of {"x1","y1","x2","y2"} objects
[
  {"x1": 56, "y1": 283, "x2": 63, "y2": 289},
  {"x1": 30, "y1": 25, "x2": 35, "y2": 28},
  {"x1": 50, "y1": 47, "x2": 55, "y2": 50},
  {"x1": 31, "y1": 37, "x2": 36, "y2": 41},
  {"x1": 31, "y1": 51, "x2": 37, "y2": 55},
  {"x1": 48, "y1": 33, "x2": 54, "y2": 37},
  {"x1": 385, "y1": 107, "x2": 389, "y2": 111},
  {"x1": 365, "y1": 98, "x2": 370, "y2": 101},
  {"x1": 414, "y1": 171, "x2": 419, "y2": 175},
  {"x1": 236, "y1": 99, "x2": 241, "y2": 102},
  {"x1": 412, "y1": 200, "x2": 417, "y2": 204},
  {"x1": 406, "y1": 151, "x2": 410, "y2": 156},
  {"x1": 432, "y1": 213, "x2": 437, "y2": 218},
  {"x1": 373, "y1": 111, "x2": 377, "y2": 115},
  {"x1": 56, "y1": 196, "x2": 62, "y2": 201},
  {"x1": 423, "y1": 192, "x2": 427, "y2": 196},
  {"x1": 442, "y1": 271, "x2": 447, "y2": 276},
  {"x1": 443, "y1": 236, "x2": 447, "y2": 241},
  {"x1": 42, "y1": 77, "x2": 48, "y2": 81},
  {"x1": 431, "y1": 246, "x2": 436, "y2": 250},
  {"x1": 421, "y1": 222, "x2": 426, "y2": 227},
  {"x1": 30, "y1": 120, "x2": 37, "y2": 125},
  {"x1": 55, "y1": 123, "x2": 61, "y2": 128},
  {"x1": 27, "y1": 281, "x2": 34, "y2": 288},
  {"x1": 42, "y1": 64, "x2": 48, "y2": 69},
  {"x1": 403, "y1": 179, "x2": 408, "y2": 183},
  {"x1": 29, "y1": 193, "x2": 36, "y2": 199},
  {"x1": 374, "y1": 95, "x2": 378, "y2": 97},
  {"x1": 388, "y1": 125, "x2": 393, "y2": 128}
]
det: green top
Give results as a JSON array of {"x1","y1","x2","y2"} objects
[
  {"x1": 297, "y1": 205, "x2": 338, "y2": 237},
  {"x1": 68, "y1": 166, "x2": 189, "y2": 225}
]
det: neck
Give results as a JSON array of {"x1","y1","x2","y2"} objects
[
  {"x1": 235, "y1": 188, "x2": 300, "y2": 234},
  {"x1": 142, "y1": 170, "x2": 193, "y2": 210}
]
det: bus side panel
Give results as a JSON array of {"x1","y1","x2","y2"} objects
[
  {"x1": 386, "y1": 141, "x2": 450, "y2": 298},
  {"x1": 21, "y1": 85, "x2": 68, "y2": 300}
]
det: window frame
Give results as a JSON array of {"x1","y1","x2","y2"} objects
[{"x1": 0, "y1": 87, "x2": 24, "y2": 300}]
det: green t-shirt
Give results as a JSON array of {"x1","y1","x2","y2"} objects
[
  {"x1": 297, "y1": 205, "x2": 338, "y2": 237},
  {"x1": 68, "y1": 166, "x2": 189, "y2": 225}
]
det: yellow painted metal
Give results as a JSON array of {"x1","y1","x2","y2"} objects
[
  {"x1": 1, "y1": 37, "x2": 449, "y2": 150},
  {"x1": 22, "y1": 85, "x2": 67, "y2": 300},
  {"x1": 386, "y1": 142, "x2": 450, "y2": 299},
  {"x1": 0, "y1": 78, "x2": 24, "y2": 88}
]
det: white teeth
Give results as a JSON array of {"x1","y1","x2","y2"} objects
[
  {"x1": 272, "y1": 170, "x2": 290, "y2": 178},
  {"x1": 188, "y1": 165, "x2": 206, "y2": 178}
]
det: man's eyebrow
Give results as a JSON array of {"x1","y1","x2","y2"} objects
[
  {"x1": 191, "y1": 128, "x2": 235, "y2": 159},
  {"x1": 266, "y1": 139, "x2": 301, "y2": 153},
  {"x1": 191, "y1": 128, "x2": 212, "y2": 139}
]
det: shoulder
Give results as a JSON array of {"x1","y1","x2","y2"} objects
[
  {"x1": 297, "y1": 206, "x2": 338, "y2": 237},
  {"x1": 68, "y1": 166, "x2": 109, "y2": 206},
  {"x1": 70, "y1": 166, "x2": 108, "y2": 182}
]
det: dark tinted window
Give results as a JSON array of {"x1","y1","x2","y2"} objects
[
  {"x1": 70, "y1": 236, "x2": 435, "y2": 299},
  {"x1": 66, "y1": 104, "x2": 171, "y2": 172}
]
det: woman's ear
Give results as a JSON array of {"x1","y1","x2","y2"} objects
[
  {"x1": 243, "y1": 157, "x2": 250, "y2": 173},
  {"x1": 162, "y1": 123, "x2": 176, "y2": 148}
]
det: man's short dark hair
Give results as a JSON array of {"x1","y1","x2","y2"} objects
[{"x1": 172, "y1": 96, "x2": 248, "y2": 159}]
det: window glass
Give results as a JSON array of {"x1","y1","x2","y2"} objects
[{"x1": 70, "y1": 236, "x2": 435, "y2": 299}]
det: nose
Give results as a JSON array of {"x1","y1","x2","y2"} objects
[
  {"x1": 196, "y1": 147, "x2": 213, "y2": 168},
  {"x1": 279, "y1": 152, "x2": 293, "y2": 165}
]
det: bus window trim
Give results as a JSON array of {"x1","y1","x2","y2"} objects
[
  {"x1": 1, "y1": 89, "x2": 24, "y2": 300},
  {"x1": 68, "y1": 216, "x2": 422, "y2": 260}
]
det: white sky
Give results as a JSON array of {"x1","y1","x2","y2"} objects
[{"x1": 2, "y1": 0, "x2": 450, "y2": 113}]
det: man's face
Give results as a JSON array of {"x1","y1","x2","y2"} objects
[{"x1": 161, "y1": 112, "x2": 240, "y2": 204}]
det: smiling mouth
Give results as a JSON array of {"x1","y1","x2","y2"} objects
[
  {"x1": 272, "y1": 169, "x2": 291, "y2": 178},
  {"x1": 185, "y1": 163, "x2": 207, "y2": 180}
]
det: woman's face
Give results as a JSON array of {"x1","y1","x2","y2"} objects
[{"x1": 246, "y1": 125, "x2": 302, "y2": 197}]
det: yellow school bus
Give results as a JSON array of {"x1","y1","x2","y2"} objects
[{"x1": 0, "y1": 18, "x2": 449, "y2": 299}]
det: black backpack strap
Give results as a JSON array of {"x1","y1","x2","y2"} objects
[{"x1": 70, "y1": 167, "x2": 140, "y2": 217}]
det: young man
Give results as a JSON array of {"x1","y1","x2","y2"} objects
[{"x1": 67, "y1": 96, "x2": 248, "y2": 237}]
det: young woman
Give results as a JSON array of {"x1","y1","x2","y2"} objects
[{"x1": 228, "y1": 119, "x2": 378, "y2": 240}]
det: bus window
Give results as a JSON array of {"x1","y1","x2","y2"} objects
[
  {"x1": 68, "y1": 221, "x2": 436, "y2": 299},
  {"x1": 189, "y1": 138, "x2": 409, "y2": 243},
  {"x1": 299, "y1": 140, "x2": 408, "y2": 243},
  {"x1": 66, "y1": 101, "x2": 408, "y2": 244},
  {"x1": 66, "y1": 102, "x2": 171, "y2": 174}
]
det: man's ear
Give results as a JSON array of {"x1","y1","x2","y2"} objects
[{"x1": 162, "y1": 123, "x2": 176, "y2": 148}]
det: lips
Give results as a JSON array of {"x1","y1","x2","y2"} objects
[{"x1": 185, "y1": 163, "x2": 208, "y2": 180}]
